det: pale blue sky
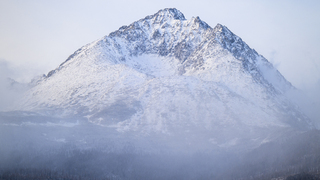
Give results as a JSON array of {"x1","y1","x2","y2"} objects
[{"x1": 0, "y1": 0, "x2": 320, "y2": 89}]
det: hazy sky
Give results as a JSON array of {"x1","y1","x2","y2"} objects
[{"x1": 0, "y1": 0, "x2": 320, "y2": 89}]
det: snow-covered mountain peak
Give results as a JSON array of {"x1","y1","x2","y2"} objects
[
  {"x1": 150, "y1": 8, "x2": 186, "y2": 21},
  {"x1": 17, "y1": 8, "x2": 313, "y2": 140},
  {"x1": 110, "y1": 8, "x2": 209, "y2": 38},
  {"x1": 35, "y1": 8, "x2": 294, "y2": 97}
]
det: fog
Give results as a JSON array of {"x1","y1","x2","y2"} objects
[
  {"x1": 285, "y1": 83, "x2": 320, "y2": 129},
  {"x1": 0, "y1": 60, "x2": 30, "y2": 111},
  {"x1": 258, "y1": 59, "x2": 320, "y2": 129},
  {"x1": 1, "y1": 111, "x2": 320, "y2": 179},
  {"x1": 1, "y1": 67, "x2": 320, "y2": 179},
  {"x1": 301, "y1": 82, "x2": 320, "y2": 128}
]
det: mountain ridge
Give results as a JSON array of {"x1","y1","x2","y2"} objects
[{"x1": 44, "y1": 8, "x2": 291, "y2": 94}]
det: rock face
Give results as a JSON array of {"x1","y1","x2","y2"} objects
[{"x1": 18, "y1": 8, "x2": 312, "y2": 149}]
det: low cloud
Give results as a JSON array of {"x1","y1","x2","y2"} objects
[
  {"x1": 285, "y1": 80, "x2": 320, "y2": 129},
  {"x1": 0, "y1": 59, "x2": 29, "y2": 111},
  {"x1": 301, "y1": 81, "x2": 320, "y2": 128}
]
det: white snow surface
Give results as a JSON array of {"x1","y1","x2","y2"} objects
[{"x1": 16, "y1": 8, "x2": 313, "y2": 148}]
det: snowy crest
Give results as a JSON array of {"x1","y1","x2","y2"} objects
[{"x1": 146, "y1": 8, "x2": 186, "y2": 21}]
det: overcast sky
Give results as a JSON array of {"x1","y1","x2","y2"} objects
[{"x1": 0, "y1": 0, "x2": 319, "y2": 89}]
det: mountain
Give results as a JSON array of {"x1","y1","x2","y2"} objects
[{"x1": 16, "y1": 8, "x2": 313, "y2": 150}]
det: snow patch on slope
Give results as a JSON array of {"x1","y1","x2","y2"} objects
[{"x1": 125, "y1": 54, "x2": 181, "y2": 77}]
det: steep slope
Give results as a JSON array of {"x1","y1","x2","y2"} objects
[{"x1": 17, "y1": 8, "x2": 312, "y2": 149}]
